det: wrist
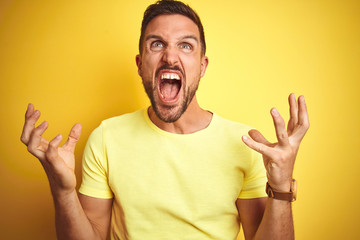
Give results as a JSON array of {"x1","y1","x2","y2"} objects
[
  {"x1": 266, "y1": 179, "x2": 297, "y2": 202},
  {"x1": 50, "y1": 187, "x2": 77, "y2": 204},
  {"x1": 47, "y1": 174, "x2": 77, "y2": 200},
  {"x1": 269, "y1": 178, "x2": 293, "y2": 192}
]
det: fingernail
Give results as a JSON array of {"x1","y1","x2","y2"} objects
[
  {"x1": 301, "y1": 96, "x2": 305, "y2": 103},
  {"x1": 272, "y1": 108, "x2": 279, "y2": 116},
  {"x1": 242, "y1": 135, "x2": 248, "y2": 141},
  {"x1": 55, "y1": 134, "x2": 62, "y2": 141},
  {"x1": 33, "y1": 110, "x2": 40, "y2": 117}
]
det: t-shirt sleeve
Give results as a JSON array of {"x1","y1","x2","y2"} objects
[
  {"x1": 238, "y1": 150, "x2": 267, "y2": 199},
  {"x1": 79, "y1": 124, "x2": 113, "y2": 199}
]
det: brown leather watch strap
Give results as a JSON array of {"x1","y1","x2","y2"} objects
[{"x1": 266, "y1": 180, "x2": 297, "y2": 202}]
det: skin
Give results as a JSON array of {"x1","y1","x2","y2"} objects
[
  {"x1": 21, "y1": 13, "x2": 309, "y2": 240},
  {"x1": 239, "y1": 93, "x2": 309, "y2": 240},
  {"x1": 20, "y1": 104, "x2": 112, "y2": 240},
  {"x1": 136, "y1": 14, "x2": 211, "y2": 134}
]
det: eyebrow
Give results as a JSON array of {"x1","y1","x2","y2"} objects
[
  {"x1": 145, "y1": 34, "x2": 199, "y2": 42},
  {"x1": 179, "y1": 35, "x2": 199, "y2": 42}
]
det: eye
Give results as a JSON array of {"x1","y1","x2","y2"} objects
[
  {"x1": 150, "y1": 41, "x2": 164, "y2": 51},
  {"x1": 179, "y1": 43, "x2": 192, "y2": 52}
]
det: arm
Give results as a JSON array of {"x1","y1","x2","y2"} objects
[
  {"x1": 20, "y1": 104, "x2": 112, "y2": 240},
  {"x1": 240, "y1": 94, "x2": 309, "y2": 240},
  {"x1": 236, "y1": 198, "x2": 267, "y2": 239},
  {"x1": 237, "y1": 198, "x2": 293, "y2": 240},
  {"x1": 53, "y1": 192, "x2": 113, "y2": 240}
]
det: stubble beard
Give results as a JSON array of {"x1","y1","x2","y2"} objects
[{"x1": 142, "y1": 77, "x2": 199, "y2": 123}]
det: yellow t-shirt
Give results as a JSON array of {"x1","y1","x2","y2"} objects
[{"x1": 79, "y1": 109, "x2": 267, "y2": 240}]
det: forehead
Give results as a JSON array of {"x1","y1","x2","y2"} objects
[{"x1": 144, "y1": 14, "x2": 200, "y2": 40}]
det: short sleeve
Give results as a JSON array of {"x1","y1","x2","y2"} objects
[
  {"x1": 238, "y1": 150, "x2": 267, "y2": 199},
  {"x1": 79, "y1": 124, "x2": 113, "y2": 199}
]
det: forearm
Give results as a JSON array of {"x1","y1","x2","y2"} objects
[
  {"x1": 53, "y1": 190, "x2": 103, "y2": 240},
  {"x1": 21, "y1": 105, "x2": 105, "y2": 239},
  {"x1": 253, "y1": 198, "x2": 294, "y2": 240}
]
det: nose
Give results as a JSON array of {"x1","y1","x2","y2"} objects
[{"x1": 161, "y1": 45, "x2": 179, "y2": 66}]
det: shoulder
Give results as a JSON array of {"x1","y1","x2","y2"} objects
[
  {"x1": 213, "y1": 113, "x2": 254, "y2": 136},
  {"x1": 100, "y1": 109, "x2": 145, "y2": 129},
  {"x1": 87, "y1": 109, "x2": 146, "y2": 143},
  {"x1": 208, "y1": 113, "x2": 256, "y2": 151}
]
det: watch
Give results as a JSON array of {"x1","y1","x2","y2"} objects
[{"x1": 266, "y1": 179, "x2": 297, "y2": 202}]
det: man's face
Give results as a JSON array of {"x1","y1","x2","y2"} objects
[{"x1": 136, "y1": 14, "x2": 208, "y2": 123}]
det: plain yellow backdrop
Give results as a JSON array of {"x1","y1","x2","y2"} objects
[{"x1": 1, "y1": 0, "x2": 359, "y2": 239}]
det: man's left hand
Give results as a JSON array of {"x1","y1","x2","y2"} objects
[{"x1": 242, "y1": 93, "x2": 310, "y2": 192}]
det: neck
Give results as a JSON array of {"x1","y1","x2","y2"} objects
[{"x1": 148, "y1": 96, "x2": 213, "y2": 134}]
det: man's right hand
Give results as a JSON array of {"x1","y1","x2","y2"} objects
[
  {"x1": 21, "y1": 104, "x2": 112, "y2": 240},
  {"x1": 20, "y1": 104, "x2": 82, "y2": 197}
]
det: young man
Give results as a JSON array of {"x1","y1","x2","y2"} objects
[{"x1": 21, "y1": 0, "x2": 309, "y2": 239}]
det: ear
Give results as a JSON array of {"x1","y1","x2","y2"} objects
[
  {"x1": 200, "y1": 56, "x2": 209, "y2": 78},
  {"x1": 136, "y1": 54, "x2": 142, "y2": 76}
]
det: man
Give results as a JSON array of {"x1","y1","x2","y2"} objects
[{"x1": 21, "y1": 0, "x2": 309, "y2": 239}]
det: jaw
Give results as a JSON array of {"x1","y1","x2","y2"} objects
[
  {"x1": 149, "y1": 92, "x2": 201, "y2": 127},
  {"x1": 152, "y1": 103, "x2": 185, "y2": 123},
  {"x1": 152, "y1": 82, "x2": 199, "y2": 123},
  {"x1": 142, "y1": 68, "x2": 200, "y2": 123}
]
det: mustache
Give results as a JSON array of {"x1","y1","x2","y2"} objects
[{"x1": 155, "y1": 64, "x2": 185, "y2": 79}]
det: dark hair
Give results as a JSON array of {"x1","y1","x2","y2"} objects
[{"x1": 139, "y1": 0, "x2": 206, "y2": 56}]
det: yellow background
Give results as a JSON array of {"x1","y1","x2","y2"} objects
[{"x1": 1, "y1": 0, "x2": 359, "y2": 239}]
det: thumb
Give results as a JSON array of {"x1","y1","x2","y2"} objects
[
  {"x1": 63, "y1": 123, "x2": 82, "y2": 152},
  {"x1": 248, "y1": 129, "x2": 272, "y2": 146}
]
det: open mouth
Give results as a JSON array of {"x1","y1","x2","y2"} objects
[{"x1": 158, "y1": 71, "x2": 182, "y2": 103}]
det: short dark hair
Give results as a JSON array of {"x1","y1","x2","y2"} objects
[{"x1": 139, "y1": 0, "x2": 206, "y2": 56}]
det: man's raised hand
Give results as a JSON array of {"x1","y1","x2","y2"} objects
[
  {"x1": 20, "y1": 104, "x2": 82, "y2": 197},
  {"x1": 242, "y1": 93, "x2": 309, "y2": 192}
]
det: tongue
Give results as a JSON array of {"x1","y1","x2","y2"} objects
[{"x1": 161, "y1": 81, "x2": 180, "y2": 101}]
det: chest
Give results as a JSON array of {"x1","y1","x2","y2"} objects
[{"x1": 106, "y1": 135, "x2": 249, "y2": 214}]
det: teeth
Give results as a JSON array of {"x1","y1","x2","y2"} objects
[{"x1": 161, "y1": 73, "x2": 180, "y2": 80}]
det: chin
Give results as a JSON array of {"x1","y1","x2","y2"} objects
[
  {"x1": 143, "y1": 76, "x2": 198, "y2": 123},
  {"x1": 153, "y1": 102, "x2": 185, "y2": 123}
]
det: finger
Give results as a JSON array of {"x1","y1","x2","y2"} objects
[
  {"x1": 27, "y1": 121, "x2": 49, "y2": 160},
  {"x1": 21, "y1": 107, "x2": 41, "y2": 145},
  {"x1": 242, "y1": 135, "x2": 277, "y2": 159},
  {"x1": 292, "y1": 96, "x2": 310, "y2": 142},
  {"x1": 46, "y1": 134, "x2": 63, "y2": 163},
  {"x1": 25, "y1": 103, "x2": 34, "y2": 119},
  {"x1": 298, "y1": 96, "x2": 309, "y2": 127},
  {"x1": 271, "y1": 108, "x2": 289, "y2": 146},
  {"x1": 248, "y1": 129, "x2": 272, "y2": 146},
  {"x1": 63, "y1": 123, "x2": 82, "y2": 152},
  {"x1": 287, "y1": 93, "x2": 298, "y2": 135}
]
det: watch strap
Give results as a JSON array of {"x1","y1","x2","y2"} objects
[{"x1": 266, "y1": 180, "x2": 297, "y2": 202}]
